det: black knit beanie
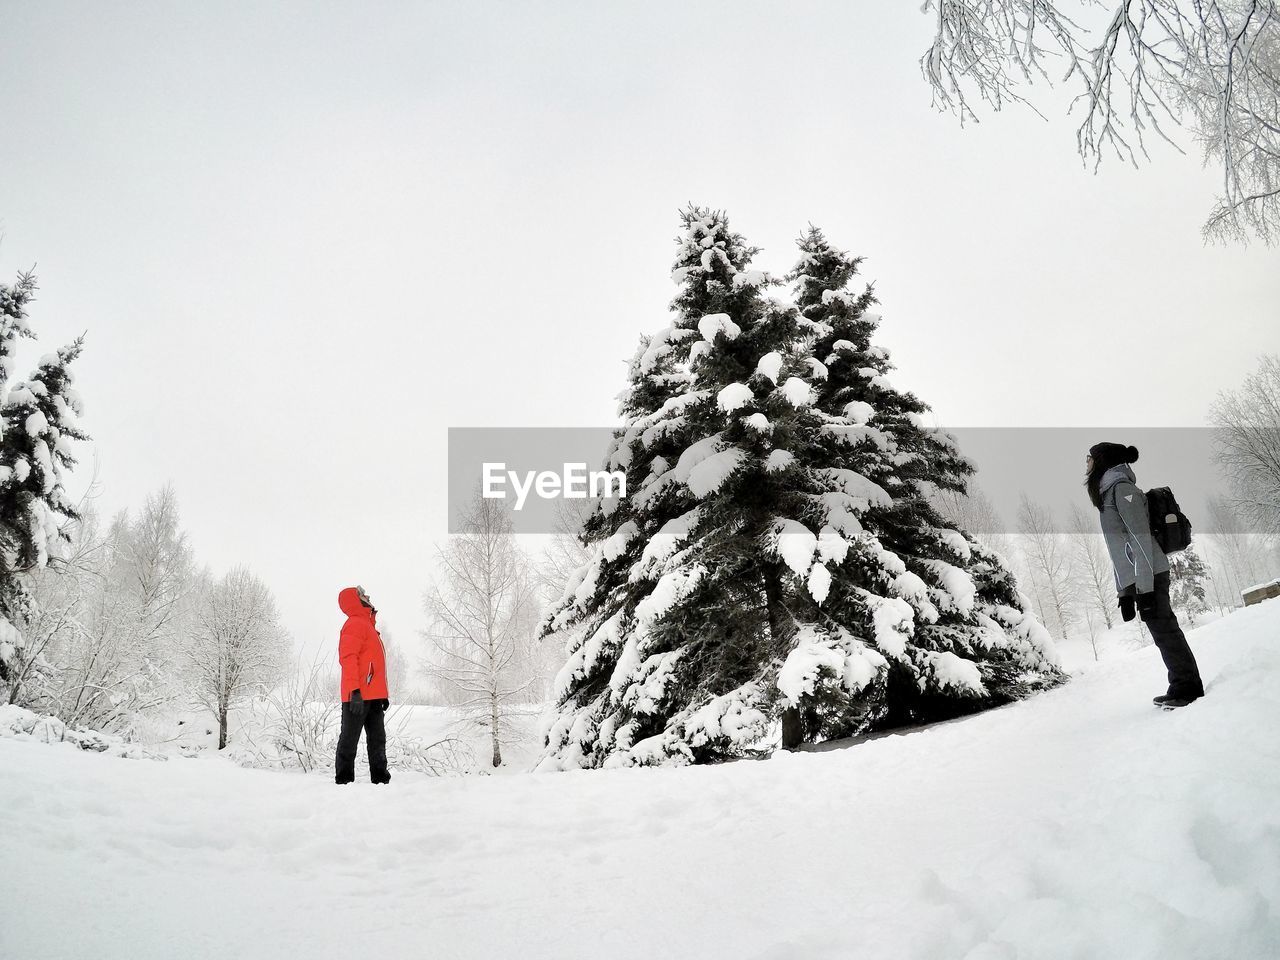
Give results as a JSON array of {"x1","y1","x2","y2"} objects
[{"x1": 1088, "y1": 442, "x2": 1139, "y2": 472}]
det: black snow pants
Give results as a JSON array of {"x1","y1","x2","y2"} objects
[
  {"x1": 335, "y1": 693, "x2": 390, "y2": 784},
  {"x1": 1140, "y1": 571, "x2": 1205, "y2": 699}
]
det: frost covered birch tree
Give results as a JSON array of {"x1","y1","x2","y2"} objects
[
  {"x1": 423, "y1": 493, "x2": 540, "y2": 767},
  {"x1": 1066, "y1": 503, "x2": 1115, "y2": 659},
  {"x1": 184, "y1": 567, "x2": 289, "y2": 750},
  {"x1": 1211, "y1": 354, "x2": 1280, "y2": 534},
  {"x1": 1067, "y1": 504, "x2": 1114, "y2": 627},
  {"x1": 1016, "y1": 496, "x2": 1080, "y2": 642},
  {"x1": 58, "y1": 491, "x2": 193, "y2": 730},
  {"x1": 932, "y1": 481, "x2": 1014, "y2": 560},
  {"x1": 113, "y1": 486, "x2": 192, "y2": 650},
  {"x1": 6, "y1": 508, "x2": 99, "y2": 709},
  {"x1": 538, "y1": 210, "x2": 1061, "y2": 770},
  {"x1": 1204, "y1": 494, "x2": 1276, "y2": 597},
  {"x1": 536, "y1": 498, "x2": 593, "y2": 605},
  {"x1": 14, "y1": 488, "x2": 200, "y2": 733},
  {"x1": 920, "y1": 0, "x2": 1280, "y2": 241}
]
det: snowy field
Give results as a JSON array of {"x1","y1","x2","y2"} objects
[
  {"x1": 3, "y1": 604, "x2": 1278, "y2": 960},
  {"x1": 1051, "y1": 609, "x2": 1228, "y2": 675}
]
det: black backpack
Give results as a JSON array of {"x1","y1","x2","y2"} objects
[{"x1": 1146, "y1": 486, "x2": 1192, "y2": 554}]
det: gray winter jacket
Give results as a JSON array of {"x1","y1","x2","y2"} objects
[{"x1": 1098, "y1": 463, "x2": 1169, "y2": 595}]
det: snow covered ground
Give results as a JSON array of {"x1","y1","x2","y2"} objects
[
  {"x1": 1051, "y1": 608, "x2": 1228, "y2": 674},
  {"x1": 3, "y1": 603, "x2": 1278, "y2": 960},
  {"x1": 25, "y1": 697, "x2": 550, "y2": 773}
]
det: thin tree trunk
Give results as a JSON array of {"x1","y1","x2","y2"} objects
[
  {"x1": 491, "y1": 691, "x2": 501, "y2": 767},
  {"x1": 763, "y1": 564, "x2": 802, "y2": 750}
]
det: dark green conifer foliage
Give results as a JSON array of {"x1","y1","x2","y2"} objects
[
  {"x1": 539, "y1": 212, "x2": 1062, "y2": 770},
  {"x1": 0, "y1": 271, "x2": 88, "y2": 689}
]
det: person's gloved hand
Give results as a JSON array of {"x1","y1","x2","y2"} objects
[
  {"x1": 1136, "y1": 592, "x2": 1158, "y2": 618},
  {"x1": 1119, "y1": 595, "x2": 1136, "y2": 622}
]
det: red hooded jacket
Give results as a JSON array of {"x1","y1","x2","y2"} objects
[{"x1": 338, "y1": 587, "x2": 388, "y2": 702}]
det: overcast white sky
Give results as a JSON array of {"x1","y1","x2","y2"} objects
[{"x1": 2, "y1": 2, "x2": 1277, "y2": 663}]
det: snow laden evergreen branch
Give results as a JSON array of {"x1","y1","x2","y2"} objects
[
  {"x1": 0, "y1": 270, "x2": 89, "y2": 689},
  {"x1": 920, "y1": 0, "x2": 1280, "y2": 242},
  {"x1": 0, "y1": 269, "x2": 38, "y2": 374},
  {"x1": 536, "y1": 210, "x2": 1062, "y2": 771}
]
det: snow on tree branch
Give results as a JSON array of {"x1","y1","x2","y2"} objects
[{"x1": 920, "y1": 0, "x2": 1280, "y2": 241}]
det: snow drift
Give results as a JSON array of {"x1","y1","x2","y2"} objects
[{"x1": 1, "y1": 602, "x2": 1278, "y2": 960}]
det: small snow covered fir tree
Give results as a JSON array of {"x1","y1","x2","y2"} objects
[
  {"x1": 537, "y1": 210, "x2": 1061, "y2": 770},
  {"x1": 1169, "y1": 545, "x2": 1210, "y2": 625},
  {"x1": 0, "y1": 271, "x2": 88, "y2": 691}
]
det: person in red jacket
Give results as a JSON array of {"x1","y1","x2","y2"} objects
[{"x1": 335, "y1": 585, "x2": 391, "y2": 784}]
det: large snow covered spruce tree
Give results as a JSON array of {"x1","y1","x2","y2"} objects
[
  {"x1": 0, "y1": 271, "x2": 88, "y2": 692},
  {"x1": 537, "y1": 209, "x2": 1060, "y2": 770},
  {"x1": 781, "y1": 227, "x2": 1062, "y2": 734}
]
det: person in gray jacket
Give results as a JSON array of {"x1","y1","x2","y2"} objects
[{"x1": 1086, "y1": 442, "x2": 1204, "y2": 707}]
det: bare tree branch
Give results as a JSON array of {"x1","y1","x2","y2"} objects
[{"x1": 921, "y1": 0, "x2": 1280, "y2": 241}]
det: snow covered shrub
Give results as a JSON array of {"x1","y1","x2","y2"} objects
[
  {"x1": 537, "y1": 210, "x2": 1063, "y2": 770},
  {"x1": 0, "y1": 704, "x2": 163, "y2": 759},
  {"x1": 247, "y1": 655, "x2": 341, "y2": 773},
  {"x1": 233, "y1": 658, "x2": 478, "y2": 777},
  {"x1": 384, "y1": 726, "x2": 476, "y2": 777}
]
